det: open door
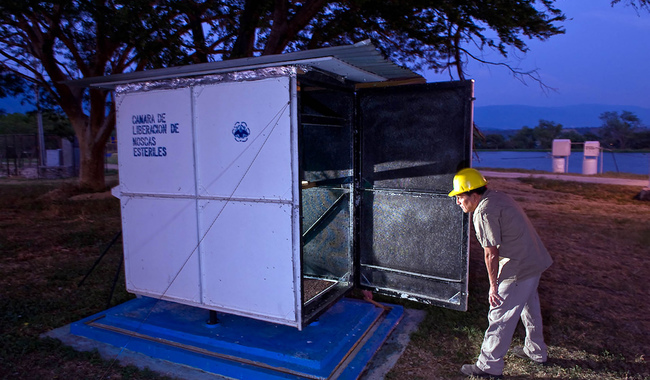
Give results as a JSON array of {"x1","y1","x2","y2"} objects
[
  {"x1": 298, "y1": 73, "x2": 356, "y2": 325},
  {"x1": 356, "y1": 81, "x2": 473, "y2": 311}
]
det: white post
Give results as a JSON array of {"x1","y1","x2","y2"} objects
[
  {"x1": 551, "y1": 139, "x2": 571, "y2": 173},
  {"x1": 582, "y1": 141, "x2": 600, "y2": 175}
]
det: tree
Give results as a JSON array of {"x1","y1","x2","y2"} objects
[
  {"x1": 533, "y1": 119, "x2": 563, "y2": 149},
  {"x1": 0, "y1": 69, "x2": 26, "y2": 100},
  {"x1": 0, "y1": 1, "x2": 206, "y2": 190},
  {"x1": 225, "y1": 0, "x2": 566, "y2": 80},
  {"x1": 583, "y1": 130, "x2": 601, "y2": 142},
  {"x1": 611, "y1": 0, "x2": 650, "y2": 11},
  {"x1": 1, "y1": 0, "x2": 566, "y2": 191},
  {"x1": 0, "y1": 113, "x2": 33, "y2": 134},
  {"x1": 558, "y1": 129, "x2": 586, "y2": 143},
  {"x1": 508, "y1": 126, "x2": 537, "y2": 149},
  {"x1": 628, "y1": 129, "x2": 650, "y2": 149},
  {"x1": 476, "y1": 133, "x2": 506, "y2": 150},
  {"x1": 0, "y1": 111, "x2": 73, "y2": 137},
  {"x1": 599, "y1": 111, "x2": 640, "y2": 149}
]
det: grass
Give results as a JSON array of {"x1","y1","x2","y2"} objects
[
  {"x1": 106, "y1": 152, "x2": 118, "y2": 165},
  {"x1": 478, "y1": 166, "x2": 649, "y2": 181},
  {"x1": 518, "y1": 177, "x2": 646, "y2": 204},
  {"x1": 0, "y1": 175, "x2": 649, "y2": 379},
  {"x1": 0, "y1": 178, "x2": 172, "y2": 380},
  {"x1": 386, "y1": 176, "x2": 650, "y2": 379}
]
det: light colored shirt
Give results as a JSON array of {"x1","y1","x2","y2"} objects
[{"x1": 473, "y1": 189, "x2": 553, "y2": 281}]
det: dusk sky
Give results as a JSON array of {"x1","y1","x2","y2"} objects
[
  {"x1": 1, "y1": 1, "x2": 648, "y2": 113},
  {"x1": 424, "y1": 0, "x2": 650, "y2": 109}
]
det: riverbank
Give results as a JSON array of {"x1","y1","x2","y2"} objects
[{"x1": 474, "y1": 150, "x2": 650, "y2": 176}]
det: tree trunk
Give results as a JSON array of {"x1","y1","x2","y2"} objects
[
  {"x1": 69, "y1": 109, "x2": 112, "y2": 192},
  {"x1": 229, "y1": 0, "x2": 268, "y2": 58},
  {"x1": 263, "y1": 0, "x2": 328, "y2": 55},
  {"x1": 78, "y1": 139, "x2": 107, "y2": 191}
]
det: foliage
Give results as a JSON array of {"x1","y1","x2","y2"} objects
[
  {"x1": 0, "y1": 2, "x2": 131, "y2": 190},
  {"x1": 558, "y1": 129, "x2": 586, "y2": 143},
  {"x1": 611, "y1": 0, "x2": 650, "y2": 11},
  {"x1": 476, "y1": 111, "x2": 650, "y2": 150},
  {"x1": 628, "y1": 129, "x2": 650, "y2": 149},
  {"x1": 484, "y1": 120, "x2": 565, "y2": 149},
  {"x1": 0, "y1": 113, "x2": 33, "y2": 134},
  {"x1": 599, "y1": 111, "x2": 640, "y2": 149},
  {"x1": 533, "y1": 119, "x2": 563, "y2": 149},
  {"x1": 508, "y1": 126, "x2": 537, "y2": 149},
  {"x1": 0, "y1": 68, "x2": 27, "y2": 100},
  {"x1": 0, "y1": 0, "x2": 567, "y2": 191},
  {"x1": 480, "y1": 133, "x2": 507, "y2": 149},
  {"x1": 0, "y1": 112, "x2": 74, "y2": 138}
]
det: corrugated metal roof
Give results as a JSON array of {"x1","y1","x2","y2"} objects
[{"x1": 67, "y1": 40, "x2": 423, "y2": 88}]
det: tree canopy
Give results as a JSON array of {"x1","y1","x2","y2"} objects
[
  {"x1": 475, "y1": 111, "x2": 649, "y2": 150},
  {"x1": 0, "y1": 0, "x2": 586, "y2": 190},
  {"x1": 599, "y1": 111, "x2": 641, "y2": 149},
  {"x1": 0, "y1": 111, "x2": 73, "y2": 137}
]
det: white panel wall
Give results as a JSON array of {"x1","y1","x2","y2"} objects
[
  {"x1": 116, "y1": 88, "x2": 195, "y2": 195},
  {"x1": 193, "y1": 77, "x2": 298, "y2": 323},
  {"x1": 199, "y1": 200, "x2": 296, "y2": 323},
  {"x1": 121, "y1": 197, "x2": 201, "y2": 302},
  {"x1": 115, "y1": 75, "x2": 301, "y2": 327},
  {"x1": 194, "y1": 77, "x2": 293, "y2": 201}
]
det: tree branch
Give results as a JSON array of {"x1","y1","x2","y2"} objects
[{"x1": 459, "y1": 46, "x2": 558, "y2": 94}]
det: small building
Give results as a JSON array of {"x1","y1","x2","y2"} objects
[{"x1": 72, "y1": 40, "x2": 474, "y2": 330}]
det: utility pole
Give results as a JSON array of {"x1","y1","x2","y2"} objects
[{"x1": 35, "y1": 84, "x2": 45, "y2": 166}]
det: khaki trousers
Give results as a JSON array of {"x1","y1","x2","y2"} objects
[{"x1": 476, "y1": 275, "x2": 548, "y2": 375}]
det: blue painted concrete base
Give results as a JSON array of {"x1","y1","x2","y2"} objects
[{"x1": 67, "y1": 297, "x2": 403, "y2": 379}]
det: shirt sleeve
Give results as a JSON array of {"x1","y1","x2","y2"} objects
[{"x1": 474, "y1": 210, "x2": 501, "y2": 248}]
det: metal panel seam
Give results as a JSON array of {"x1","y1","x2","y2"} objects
[
  {"x1": 191, "y1": 85, "x2": 204, "y2": 305},
  {"x1": 289, "y1": 74, "x2": 303, "y2": 329}
]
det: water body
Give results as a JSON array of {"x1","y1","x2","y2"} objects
[{"x1": 473, "y1": 151, "x2": 650, "y2": 176}]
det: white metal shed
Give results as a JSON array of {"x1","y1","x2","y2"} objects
[{"x1": 73, "y1": 41, "x2": 474, "y2": 329}]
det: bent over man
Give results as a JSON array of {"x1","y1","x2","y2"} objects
[{"x1": 449, "y1": 168, "x2": 553, "y2": 379}]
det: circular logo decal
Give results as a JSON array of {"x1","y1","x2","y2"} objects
[{"x1": 232, "y1": 121, "x2": 250, "y2": 142}]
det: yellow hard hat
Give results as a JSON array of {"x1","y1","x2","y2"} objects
[{"x1": 448, "y1": 168, "x2": 487, "y2": 197}]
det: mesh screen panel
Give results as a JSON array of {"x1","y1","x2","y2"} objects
[
  {"x1": 359, "y1": 82, "x2": 471, "y2": 192},
  {"x1": 359, "y1": 191, "x2": 465, "y2": 280},
  {"x1": 357, "y1": 81, "x2": 472, "y2": 310},
  {"x1": 302, "y1": 188, "x2": 352, "y2": 279}
]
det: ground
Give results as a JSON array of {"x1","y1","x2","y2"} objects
[
  {"x1": 387, "y1": 177, "x2": 650, "y2": 379},
  {"x1": 0, "y1": 175, "x2": 648, "y2": 379}
]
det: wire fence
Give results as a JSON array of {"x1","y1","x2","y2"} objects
[{"x1": 0, "y1": 134, "x2": 78, "y2": 178}]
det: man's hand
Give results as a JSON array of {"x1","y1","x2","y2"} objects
[{"x1": 488, "y1": 285, "x2": 504, "y2": 307}]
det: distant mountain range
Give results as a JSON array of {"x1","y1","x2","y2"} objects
[
  {"x1": 474, "y1": 104, "x2": 650, "y2": 131},
  {"x1": 2, "y1": 96, "x2": 649, "y2": 133}
]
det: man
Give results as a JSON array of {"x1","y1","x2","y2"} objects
[{"x1": 448, "y1": 168, "x2": 553, "y2": 379}]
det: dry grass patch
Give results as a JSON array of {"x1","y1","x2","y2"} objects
[
  {"x1": 1, "y1": 176, "x2": 649, "y2": 379},
  {"x1": 389, "y1": 178, "x2": 650, "y2": 379}
]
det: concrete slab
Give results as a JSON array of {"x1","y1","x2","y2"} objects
[{"x1": 44, "y1": 297, "x2": 413, "y2": 380}]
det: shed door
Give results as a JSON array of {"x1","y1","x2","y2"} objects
[{"x1": 357, "y1": 81, "x2": 473, "y2": 311}]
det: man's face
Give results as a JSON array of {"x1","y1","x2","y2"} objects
[{"x1": 455, "y1": 192, "x2": 481, "y2": 213}]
